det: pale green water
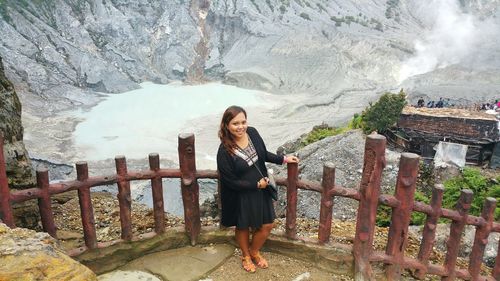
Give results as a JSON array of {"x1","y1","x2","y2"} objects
[{"x1": 72, "y1": 81, "x2": 278, "y2": 165}]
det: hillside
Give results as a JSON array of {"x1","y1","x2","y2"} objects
[
  {"x1": 0, "y1": 0, "x2": 498, "y2": 111},
  {"x1": 0, "y1": 0, "x2": 499, "y2": 165}
]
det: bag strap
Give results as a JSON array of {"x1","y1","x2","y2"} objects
[{"x1": 235, "y1": 137, "x2": 266, "y2": 179}]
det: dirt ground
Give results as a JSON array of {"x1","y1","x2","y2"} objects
[{"x1": 206, "y1": 249, "x2": 353, "y2": 281}]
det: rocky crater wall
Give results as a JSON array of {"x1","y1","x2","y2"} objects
[{"x1": 0, "y1": 56, "x2": 34, "y2": 188}]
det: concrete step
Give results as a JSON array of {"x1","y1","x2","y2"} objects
[{"x1": 97, "y1": 244, "x2": 235, "y2": 281}]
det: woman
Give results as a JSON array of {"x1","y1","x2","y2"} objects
[{"x1": 217, "y1": 105, "x2": 299, "y2": 273}]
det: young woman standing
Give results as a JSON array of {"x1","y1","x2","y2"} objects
[{"x1": 216, "y1": 105, "x2": 299, "y2": 273}]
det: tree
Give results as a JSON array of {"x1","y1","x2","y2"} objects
[{"x1": 359, "y1": 89, "x2": 407, "y2": 134}]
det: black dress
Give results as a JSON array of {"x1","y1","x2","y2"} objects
[{"x1": 217, "y1": 127, "x2": 284, "y2": 228}]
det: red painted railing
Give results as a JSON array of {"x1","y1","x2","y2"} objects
[{"x1": 0, "y1": 132, "x2": 499, "y2": 280}]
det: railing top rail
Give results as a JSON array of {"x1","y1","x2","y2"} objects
[{"x1": 8, "y1": 165, "x2": 500, "y2": 232}]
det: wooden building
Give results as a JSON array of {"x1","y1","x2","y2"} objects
[{"x1": 388, "y1": 107, "x2": 500, "y2": 166}]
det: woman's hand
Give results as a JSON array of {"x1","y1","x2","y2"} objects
[
  {"x1": 257, "y1": 177, "x2": 269, "y2": 189},
  {"x1": 285, "y1": 155, "x2": 299, "y2": 163}
]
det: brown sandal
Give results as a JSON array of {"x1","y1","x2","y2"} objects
[
  {"x1": 241, "y1": 256, "x2": 256, "y2": 273},
  {"x1": 250, "y1": 252, "x2": 269, "y2": 269}
]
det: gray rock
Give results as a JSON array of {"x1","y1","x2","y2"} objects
[
  {"x1": 0, "y1": 56, "x2": 35, "y2": 187},
  {"x1": 409, "y1": 223, "x2": 499, "y2": 268},
  {"x1": 274, "y1": 129, "x2": 401, "y2": 220},
  {"x1": 0, "y1": 0, "x2": 498, "y2": 136}
]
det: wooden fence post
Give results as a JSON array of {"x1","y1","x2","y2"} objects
[
  {"x1": 76, "y1": 162, "x2": 97, "y2": 249},
  {"x1": 468, "y1": 197, "x2": 496, "y2": 280},
  {"x1": 353, "y1": 134, "x2": 386, "y2": 281},
  {"x1": 318, "y1": 163, "x2": 335, "y2": 244},
  {"x1": 149, "y1": 153, "x2": 165, "y2": 234},
  {"x1": 36, "y1": 168, "x2": 57, "y2": 238},
  {"x1": 178, "y1": 133, "x2": 200, "y2": 245},
  {"x1": 0, "y1": 132, "x2": 14, "y2": 227},
  {"x1": 286, "y1": 162, "x2": 298, "y2": 239},
  {"x1": 414, "y1": 184, "x2": 444, "y2": 279},
  {"x1": 385, "y1": 153, "x2": 420, "y2": 280},
  {"x1": 115, "y1": 156, "x2": 132, "y2": 241},
  {"x1": 442, "y1": 189, "x2": 473, "y2": 281}
]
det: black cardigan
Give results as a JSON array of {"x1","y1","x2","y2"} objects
[{"x1": 217, "y1": 127, "x2": 283, "y2": 227}]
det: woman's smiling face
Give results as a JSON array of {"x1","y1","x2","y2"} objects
[{"x1": 227, "y1": 112, "x2": 247, "y2": 139}]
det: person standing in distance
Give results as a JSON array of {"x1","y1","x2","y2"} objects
[{"x1": 216, "y1": 105, "x2": 299, "y2": 273}]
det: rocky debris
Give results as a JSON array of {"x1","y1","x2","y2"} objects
[
  {"x1": 31, "y1": 158, "x2": 74, "y2": 182},
  {"x1": 273, "y1": 129, "x2": 401, "y2": 220},
  {"x1": 409, "y1": 224, "x2": 499, "y2": 268},
  {"x1": 51, "y1": 191, "x2": 219, "y2": 249},
  {"x1": 275, "y1": 218, "x2": 492, "y2": 279},
  {"x1": 11, "y1": 200, "x2": 41, "y2": 230},
  {"x1": 51, "y1": 191, "x2": 493, "y2": 279},
  {"x1": 0, "y1": 222, "x2": 97, "y2": 281},
  {"x1": 185, "y1": 0, "x2": 211, "y2": 84},
  {"x1": 52, "y1": 192, "x2": 186, "y2": 249}
]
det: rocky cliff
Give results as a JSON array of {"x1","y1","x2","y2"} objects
[
  {"x1": 0, "y1": 0, "x2": 499, "y2": 164},
  {"x1": 0, "y1": 56, "x2": 34, "y2": 187},
  {"x1": 0, "y1": 0, "x2": 498, "y2": 118},
  {"x1": 0, "y1": 223, "x2": 97, "y2": 280}
]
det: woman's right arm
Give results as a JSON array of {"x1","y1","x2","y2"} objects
[{"x1": 217, "y1": 148, "x2": 256, "y2": 190}]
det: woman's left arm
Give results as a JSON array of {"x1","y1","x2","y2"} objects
[
  {"x1": 250, "y1": 127, "x2": 293, "y2": 165},
  {"x1": 265, "y1": 150, "x2": 284, "y2": 165}
]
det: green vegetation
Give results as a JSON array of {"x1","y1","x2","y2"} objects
[
  {"x1": 250, "y1": 0, "x2": 262, "y2": 13},
  {"x1": 443, "y1": 167, "x2": 500, "y2": 221},
  {"x1": 376, "y1": 190, "x2": 429, "y2": 227},
  {"x1": 345, "y1": 15, "x2": 355, "y2": 23},
  {"x1": 385, "y1": 0, "x2": 400, "y2": 21},
  {"x1": 411, "y1": 191, "x2": 430, "y2": 225},
  {"x1": 0, "y1": 1, "x2": 12, "y2": 24},
  {"x1": 376, "y1": 205, "x2": 392, "y2": 227},
  {"x1": 279, "y1": 0, "x2": 291, "y2": 6},
  {"x1": 299, "y1": 12, "x2": 310, "y2": 21},
  {"x1": 300, "y1": 90, "x2": 407, "y2": 147},
  {"x1": 351, "y1": 90, "x2": 407, "y2": 134},
  {"x1": 266, "y1": 0, "x2": 274, "y2": 12},
  {"x1": 417, "y1": 162, "x2": 435, "y2": 193},
  {"x1": 300, "y1": 124, "x2": 350, "y2": 147},
  {"x1": 316, "y1": 3, "x2": 326, "y2": 13},
  {"x1": 294, "y1": 0, "x2": 305, "y2": 8},
  {"x1": 376, "y1": 166, "x2": 500, "y2": 227},
  {"x1": 374, "y1": 22, "x2": 384, "y2": 32},
  {"x1": 330, "y1": 16, "x2": 344, "y2": 27},
  {"x1": 279, "y1": 5, "x2": 287, "y2": 14},
  {"x1": 4, "y1": 0, "x2": 58, "y2": 28},
  {"x1": 330, "y1": 14, "x2": 379, "y2": 29}
]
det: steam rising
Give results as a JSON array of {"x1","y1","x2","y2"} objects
[{"x1": 398, "y1": 0, "x2": 498, "y2": 82}]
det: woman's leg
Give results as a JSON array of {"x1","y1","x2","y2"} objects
[
  {"x1": 235, "y1": 227, "x2": 251, "y2": 257},
  {"x1": 236, "y1": 227, "x2": 256, "y2": 272},
  {"x1": 249, "y1": 223, "x2": 274, "y2": 255}
]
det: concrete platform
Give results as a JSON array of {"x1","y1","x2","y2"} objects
[{"x1": 97, "y1": 244, "x2": 235, "y2": 281}]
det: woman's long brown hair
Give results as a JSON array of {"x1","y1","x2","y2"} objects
[{"x1": 218, "y1": 105, "x2": 247, "y2": 155}]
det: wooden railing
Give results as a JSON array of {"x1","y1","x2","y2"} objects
[{"x1": 0, "y1": 132, "x2": 499, "y2": 280}]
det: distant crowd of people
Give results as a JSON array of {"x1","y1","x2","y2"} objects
[
  {"x1": 415, "y1": 97, "x2": 500, "y2": 112},
  {"x1": 416, "y1": 97, "x2": 452, "y2": 108},
  {"x1": 480, "y1": 100, "x2": 500, "y2": 111}
]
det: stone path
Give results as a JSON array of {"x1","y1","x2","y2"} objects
[
  {"x1": 96, "y1": 243, "x2": 353, "y2": 281},
  {"x1": 98, "y1": 244, "x2": 234, "y2": 281}
]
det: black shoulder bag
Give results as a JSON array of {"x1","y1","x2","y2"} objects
[
  {"x1": 236, "y1": 141, "x2": 278, "y2": 201},
  {"x1": 253, "y1": 164, "x2": 278, "y2": 201}
]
